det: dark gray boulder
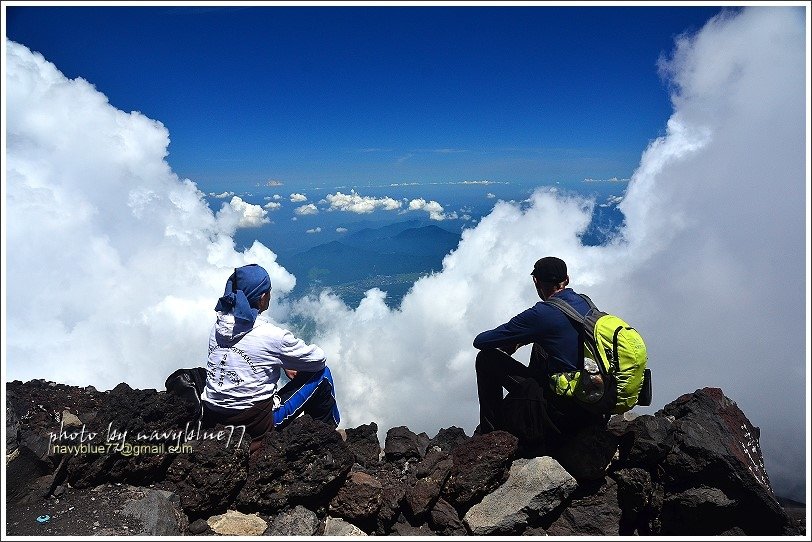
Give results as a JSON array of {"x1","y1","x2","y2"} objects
[
  {"x1": 404, "y1": 448, "x2": 453, "y2": 519},
  {"x1": 235, "y1": 415, "x2": 353, "y2": 513},
  {"x1": 613, "y1": 466, "x2": 662, "y2": 535},
  {"x1": 121, "y1": 488, "x2": 188, "y2": 536},
  {"x1": 659, "y1": 485, "x2": 738, "y2": 535},
  {"x1": 428, "y1": 426, "x2": 470, "y2": 454},
  {"x1": 65, "y1": 383, "x2": 195, "y2": 488},
  {"x1": 441, "y1": 430, "x2": 518, "y2": 513},
  {"x1": 553, "y1": 423, "x2": 619, "y2": 482},
  {"x1": 266, "y1": 505, "x2": 320, "y2": 536},
  {"x1": 372, "y1": 465, "x2": 408, "y2": 534},
  {"x1": 428, "y1": 497, "x2": 467, "y2": 535},
  {"x1": 344, "y1": 422, "x2": 382, "y2": 468},
  {"x1": 546, "y1": 477, "x2": 621, "y2": 536},
  {"x1": 161, "y1": 424, "x2": 249, "y2": 518},
  {"x1": 329, "y1": 471, "x2": 384, "y2": 524},
  {"x1": 608, "y1": 387, "x2": 798, "y2": 535},
  {"x1": 384, "y1": 426, "x2": 423, "y2": 464}
]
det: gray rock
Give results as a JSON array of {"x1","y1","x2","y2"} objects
[
  {"x1": 323, "y1": 516, "x2": 368, "y2": 536},
  {"x1": 6, "y1": 446, "x2": 52, "y2": 503},
  {"x1": 266, "y1": 505, "x2": 319, "y2": 536},
  {"x1": 122, "y1": 488, "x2": 188, "y2": 536},
  {"x1": 608, "y1": 413, "x2": 674, "y2": 468},
  {"x1": 417, "y1": 431, "x2": 431, "y2": 458},
  {"x1": 464, "y1": 456, "x2": 577, "y2": 535}
]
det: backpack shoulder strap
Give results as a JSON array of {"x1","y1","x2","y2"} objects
[
  {"x1": 544, "y1": 296, "x2": 585, "y2": 326},
  {"x1": 546, "y1": 295, "x2": 605, "y2": 377},
  {"x1": 577, "y1": 293, "x2": 598, "y2": 311}
]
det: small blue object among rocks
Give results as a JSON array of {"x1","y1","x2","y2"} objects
[{"x1": 36, "y1": 515, "x2": 50, "y2": 524}]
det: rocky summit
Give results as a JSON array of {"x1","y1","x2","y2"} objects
[{"x1": 5, "y1": 381, "x2": 805, "y2": 536}]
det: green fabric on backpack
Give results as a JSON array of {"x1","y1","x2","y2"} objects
[{"x1": 545, "y1": 294, "x2": 649, "y2": 415}]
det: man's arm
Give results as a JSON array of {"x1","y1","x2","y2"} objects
[
  {"x1": 473, "y1": 306, "x2": 539, "y2": 352},
  {"x1": 277, "y1": 330, "x2": 327, "y2": 372}
]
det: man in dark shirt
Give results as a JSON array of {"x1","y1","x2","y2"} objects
[{"x1": 473, "y1": 256, "x2": 605, "y2": 443}]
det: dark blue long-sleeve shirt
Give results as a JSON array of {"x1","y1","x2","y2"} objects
[{"x1": 473, "y1": 288, "x2": 590, "y2": 376}]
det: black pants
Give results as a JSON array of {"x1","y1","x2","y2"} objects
[
  {"x1": 475, "y1": 348, "x2": 605, "y2": 441},
  {"x1": 475, "y1": 348, "x2": 541, "y2": 432}
]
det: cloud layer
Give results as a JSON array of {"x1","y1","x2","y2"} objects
[{"x1": 4, "y1": 7, "x2": 807, "y2": 500}]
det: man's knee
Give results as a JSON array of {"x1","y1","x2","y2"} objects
[{"x1": 476, "y1": 348, "x2": 506, "y2": 373}]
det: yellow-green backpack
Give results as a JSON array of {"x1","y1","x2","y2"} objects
[{"x1": 545, "y1": 294, "x2": 650, "y2": 415}]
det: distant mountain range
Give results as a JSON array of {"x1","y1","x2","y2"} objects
[{"x1": 277, "y1": 220, "x2": 461, "y2": 305}]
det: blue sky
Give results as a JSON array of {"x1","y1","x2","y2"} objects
[{"x1": 5, "y1": 3, "x2": 724, "y2": 193}]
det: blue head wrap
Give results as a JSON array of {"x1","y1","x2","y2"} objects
[{"x1": 214, "y1": 264, "x2": 272, "y2": 327}]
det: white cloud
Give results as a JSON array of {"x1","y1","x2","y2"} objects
[
  {"x1": 265, "y1": 179, "x2": 283, "y2": 187},
  {"x1": 325, "y1": 190, "x2": 403, "y2": 214},
  {"x1": 4, "y1": 8, "x2": 807, "y2": 502},
  {"x1": 210, "y1": 191, "x2": 235, "y2": 199},
  {"x1": 294, "y1": 203, "x2": 319, "y2": 216},
  {"x1": 336, "y1": 227, "x2": 348, "y2": 234},
  {"x1": 486, "y1": 192, "x2": 496, "y2": 199},
  {"x1": 216, "y1": 196, "x2": 269, "y2": 229},
  {"x1": 306, "y1": 227, "x2": 322, "y2": 234},
  {"x1": 408, "y1": 198, "x2": 455, "y2": 221},
  {"x1": 583, "y1": 177, "x2": 630, "y2": 183},
  {"x1": 263, "y1": 201, "x2": 282, "y2": 211},
  {"x1": 598, "y1": 195, "x2": 624, "y2": 207},
  {"x1": 290, "y1": 193, "x2": 308, "y2": 202}
]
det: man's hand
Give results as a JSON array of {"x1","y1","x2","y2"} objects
[{"x1": 285, "y1": 369, "x2": 297, "y2": 380}]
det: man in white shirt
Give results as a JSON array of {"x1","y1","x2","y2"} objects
[{"x1": 201, "y1": 264, "x2": 339, "y2": 454}]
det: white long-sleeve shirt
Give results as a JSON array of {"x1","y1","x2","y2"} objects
[{"x1": 201, "y1": 312, "x2": 326, "y2": 410}]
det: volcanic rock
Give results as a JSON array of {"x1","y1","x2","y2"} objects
[
  {"x1": 464, "y1": 456, "x2": 577, "y2": 535},
  {"x1": 441, "y1": 430, "x2": 518, "y2": 513},
  {"x1": 235, "y1": 415, "x2": 353, "y2": 513},
  {"x1": 343, "y1": 422, "x2": 382, "y2": 468}
]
